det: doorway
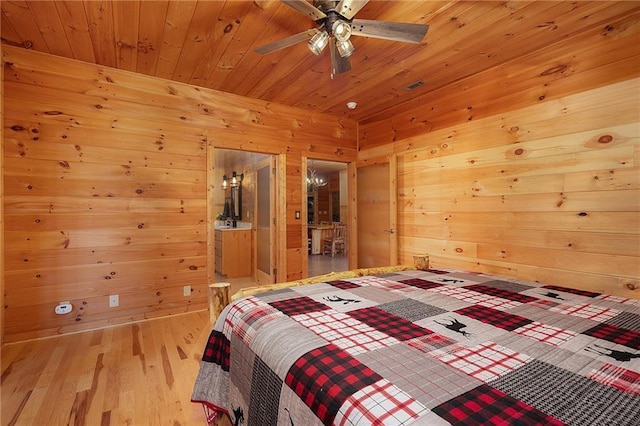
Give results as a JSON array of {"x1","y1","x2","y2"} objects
[
  {"x1": 305, "y1": 159, "x2": 349, "y2": 277},
  {"x1": 214, "y1": 149, "x2": 277, "y2": 285}
]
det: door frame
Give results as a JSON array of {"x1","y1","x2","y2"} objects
[{"x1": 208, "y1": 146, "x2": 282, "y2": 285}]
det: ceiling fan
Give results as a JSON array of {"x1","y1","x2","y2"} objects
[{"x1": 255, "y1": 0, "x2": 429, "y2": 77}]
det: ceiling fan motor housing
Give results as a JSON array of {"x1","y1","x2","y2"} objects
[{"x1": 314, "y1": 1, "x2": 351, "y2": 35}]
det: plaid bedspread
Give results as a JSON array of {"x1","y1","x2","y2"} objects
[{"x1": 191, "y1": 269, "x2": 640, "y2": 425}]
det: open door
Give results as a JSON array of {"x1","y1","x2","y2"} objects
[
  {"x1": 254, "y1": 157, "x2": 276, "y2": 284},
  {"x1": 356, "y1": 157, "x2": 398, "y2": 268}
]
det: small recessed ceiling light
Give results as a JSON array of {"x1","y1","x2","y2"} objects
[{"x1": 347, "y1": 101, "x2": 357, "y2": 109}]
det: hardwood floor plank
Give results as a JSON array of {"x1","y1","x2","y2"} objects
[
  {"x1": 6, "y1": 389, "x2": 31, "y2": 426},
  {"x1": 1, "y1": 310, "x2": 212, "y2": 425}
]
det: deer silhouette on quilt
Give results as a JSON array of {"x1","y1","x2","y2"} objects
[
  {"x1": 434, "y1": 318, "x2": 472, "y2": 338},
  {"x1": 585, "y1": 344, "x2": 640, "y2": 362},
  {"x1": 232, "y1": 406, "x2": 244, "y2": 426}
]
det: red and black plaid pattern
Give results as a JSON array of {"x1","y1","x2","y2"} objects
[
  {"x1": 425, "y1": 269, "x2": 449, "y2": 274},
  {"x1": 457, "y1": 305, "x2": 532, "y2": 331},
  {"x1": 408, "y1": 332, "x2": 457, "y2": 352},
  {"x1": 292, "y1": 310, "x2": 398, "y2": 355},
  {"x1": 335, "y1": 379, "x2": 428, "y2": 425},
  {"x1": 542, "y1": 285, "x2": 600, "y2": 298},
  {"x1": 464, "y1": 284, "x2": 538, "y2": 303},
  {"x1": 513, "y1": 321, "x2": 576, "y2": 346},
  {"x1": 583, "y1": 323, "x2": 640, "y2": 349},
  {"x1": 399, "y1": 278, "x2": 444, "y2": 290},
  {"x1": 589, "y1": 363, "x2": 640, "y2": 396},
  {"x1": 223, "y1": 296, "x2": 264, "y2": 336},
  {"x1": 551, "y1": 303, "x2": 619, "y2": 322},
  {"x1": 432, "y1": 341, "x2": 531, "y2": 382},
  {"x1": 353, "y1": 276, "x2": 406, "y2": 290},
  {"x1": 432, "y1": 384, "x2": 564, "y2": 426},
  {"x1": 348, "y1": 306, "x2": 432, "y2": 341},
  {"x1": 202, "y1": 330, "x2": 230, "y2": 372},
  {"x1": 328, "y1": 280, "x2": 361, "y2": 290},
  {"x1": 269, "y1": 296, "x2": 330, "y2": 317},
  {"x1": 285, "y1": 343, "x2": 382, "y2": 425},
  {"x1": 233, "y1": 305, "x2": 282, "y2": 345}
]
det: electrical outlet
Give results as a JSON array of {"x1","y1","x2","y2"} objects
[
  {"x1": 55, "y1": 302, "x2": 73, "y2": 315},
  {"x1": 183, "y1": 285, "x2": 191, "y2": 296},
  {"x1": 109, "y1": 294, "x2": 119, "y2": 307}
]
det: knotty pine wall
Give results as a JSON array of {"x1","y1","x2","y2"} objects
[
  {"x1": 358, "y1": 10, "x2": 639, "y2": 298},
  {"x1": 359, "y1": 80, "x2": 638, "y2": 298},
  {"x1": 1, "y1": 46, "x2": 356, "y2": 342}
]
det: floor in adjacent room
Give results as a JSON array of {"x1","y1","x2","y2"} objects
[
  {"x1": 214, "y1": 252, "x2": 349, "y2": 291},
  {"x1": 308, "y1": 253, "x2": 348, "y2": 277}
]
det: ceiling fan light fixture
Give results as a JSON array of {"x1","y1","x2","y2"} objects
[
  {"x1": 332, "y1": 20, "x2": 352, "y2": 42},
  {"x1": 336, "y1": 39, "x2": 354, "y2": 57},
  {"x1": 308, "y1": 30, "x2": 329, "y2": 55}
]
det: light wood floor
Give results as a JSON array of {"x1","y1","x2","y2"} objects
[{"x1": 1, "y1": 309, "x2": 215, "y2": 426}]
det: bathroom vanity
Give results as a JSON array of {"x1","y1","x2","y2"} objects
[{"x1": 214, "y1": 227, "x2": 252, "y2": 278}]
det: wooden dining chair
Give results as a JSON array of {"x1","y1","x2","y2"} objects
[{"x1": 322, "y1": 224, "x2": 346, "y2": 257}]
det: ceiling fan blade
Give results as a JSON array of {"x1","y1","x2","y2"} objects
[
  {"x1": 335, "y1": 0, "x2": 369, "y2": 20},
  {"x1": 255, "y1": 29, "x2": 317, "y2": 54},
  {"x1": 330, "y1": 41, "x2": 351, "y2": 77},
  {"x1": 281, "y1": 0, "x2": 326, "y2": 21},
  {"x1": 350, "y1": 19, "x2": 429, "y2": 43}
]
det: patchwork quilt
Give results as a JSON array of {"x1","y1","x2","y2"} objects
[{"x1": 191, "y1": 269, "x2": 640, "y2": 425}]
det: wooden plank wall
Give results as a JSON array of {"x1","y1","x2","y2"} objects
[
  {"x1": 397, "y1": 80, "x2": 639, "y2": 297},
  {"x1": 1, "y1": 46, "x2": 357, "y2": 342},
  {"x1": 360, "y1": 92, "x2": 639, "y2": 297},
  {"x1": 358, "y1": 11, "x2": 640, "y2": 298}
]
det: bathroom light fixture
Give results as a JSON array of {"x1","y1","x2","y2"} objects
[
  {"x1": 346, "y1": 101, "x2": 357, "y2": 109},
  {"x1": 222, "y1": 171, "x2": 243, "y2": 189},
  {"x1": 230, "y1": 171, "x2": 244, "y2": 188}
]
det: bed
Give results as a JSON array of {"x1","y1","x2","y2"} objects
[{"x1": 191, "y1": 259, "x2": 640, "y2": 425}]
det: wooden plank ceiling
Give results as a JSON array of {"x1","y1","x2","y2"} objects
[{"x1": 2, "y1": 0, "x2": 639, "y2": 123}]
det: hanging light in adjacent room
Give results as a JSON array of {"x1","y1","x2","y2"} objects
[{"x1": 307, "y1": 162, "x2": 328, "y2": 188}]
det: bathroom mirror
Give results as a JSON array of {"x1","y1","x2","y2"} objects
[{"x1": 231, "y1": 184, "x2": 242, "y2": 220}]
